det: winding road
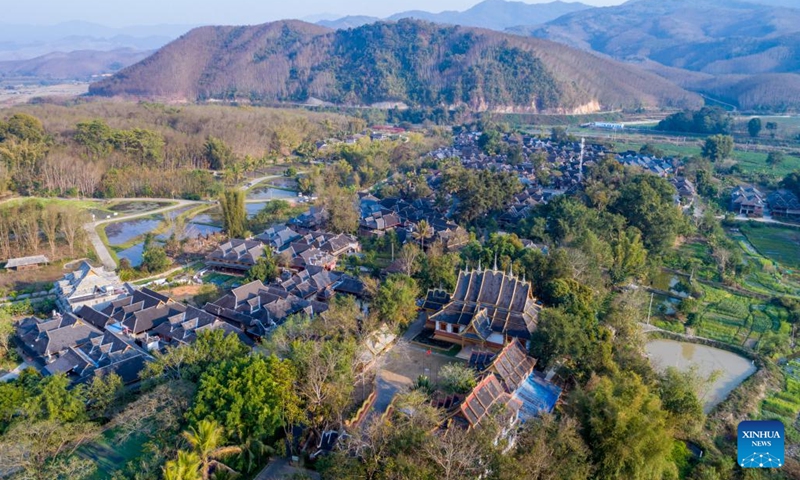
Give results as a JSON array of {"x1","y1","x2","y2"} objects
[{"x1": 84, "y1": 198, "x2": 208, "y2": 269}]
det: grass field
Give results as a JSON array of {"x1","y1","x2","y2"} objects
[
  {"x1": 76, "y1": 428, "x2": 148, "y2": 479},
  {"x1": 739, "y1": 223, "x2": 800, "y2": 270}
]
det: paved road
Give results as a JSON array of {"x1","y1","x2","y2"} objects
[
  {"x1": 720, "y1": 214, "x2": 800, "y2": 228},
  {"x1": 0, "y1": 361, "x2": 31, "y2": 382}
]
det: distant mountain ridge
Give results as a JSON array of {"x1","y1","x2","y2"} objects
[
  {"x1": 522, "y1": 0, "x2": 800, "y2": 110},
  {"x1": 0, "y1": 22, "x2": 193, "y2": 61},
  {"x1": 320, "y1": 0, "x2": 591, "y2": 31},
  {"x1": 0, "y1": 48, "x2": 152, "y2": 81},
  {"x1": 89, "y1": 19, "x2": 701, "y2": 112}
]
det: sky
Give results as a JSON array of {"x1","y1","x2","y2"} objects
[{"x1": 3, "y1": 0, "x2": 627, "y2": 27}]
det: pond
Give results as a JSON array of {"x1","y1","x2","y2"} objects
[
  {"x1": 646, "y1": 339, "x2": 756, "y2": 413},
  {"x1": 247, "y1": 187, "x2": 297, "y2": 201},
  {"x1": 104, "y1": 218, "x2": 162, "y2": 246},
  {"x1": 117, "y1": 243, "x2": 145, "y2": 267},
  {"x1": 108, "y1": 201, "x2": 170, "y2": 214}
]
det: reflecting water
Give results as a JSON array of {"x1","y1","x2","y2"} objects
[
  {"x1": 646, "y1": 339, "x2": 756, "y2": 413},
  {"x1": 105, "y1": 218, "x2": 162, "y2": 246}
]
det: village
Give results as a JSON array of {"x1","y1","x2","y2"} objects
[{"x1": 2, "y1": 119, "x2": 800, "y2": 479}]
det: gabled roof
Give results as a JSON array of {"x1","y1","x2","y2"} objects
[
  {"x1": 458, "y1": 373, "x2": 520, "y2": 429},
  {"x1": 430, "y1": 268, "x2": 539, "y2": 340},
  {"x1": 487, "y1": 339, "x2": 537, "y2": 393},
  {"x1": 5, "y1": 255, "x2": 49, "y2": 268}
]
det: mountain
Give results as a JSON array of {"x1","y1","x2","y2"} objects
[
  {"x1": 387, "y1": 0, "x2": 592, "y2": 31},
  {"x1": 0, "y1": 49, "x2": 152, "y2": 81},
  {"x1": 318, "y1": 1, "x2": 592, "y2": 31},
  {"x1": 530, "y1": 0, "x2": 800, "y2": 73},
  {"x1": 523, "y1": 0, "x2": 800, "y2": 110},
  {"x1": 89, "y1": 19, "x2": 701, "y2": 113},
  {"x1": 317, "y1": 16, "x2": 381, "y2": 30},
  {"x1": 0, "y1": 22, "x2": 193, "y2": 61}
]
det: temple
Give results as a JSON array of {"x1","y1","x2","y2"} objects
[{"x1": 424, "y1": 266, "x2": 540, "y2": 352}]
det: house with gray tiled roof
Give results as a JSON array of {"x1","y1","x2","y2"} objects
[
  {"x1": 206, "y1": 239, "x2": 265, "y2": 273},
  {"x1": 767, "y1": 189, "x2": 800, "y2": 219},
  {"x1": 731, "y1": 185, "x2": 765, "y2": 217},
  {"x1": 55, "y1": 261, "x2": 130, "y2": 312},
  {"x1": 204, "y1": 280, "x2": 329, "y2": 338}
]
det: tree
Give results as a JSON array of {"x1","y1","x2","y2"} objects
[
  {"x1": 375, "y1": 274, "x2": 420, "y2": 328},
  {"x1": 501, "y1": 414, "x2": 593, "y2": 480},
  {"x1": 656, "y1": 367, "x2": 705, "y2": 434},
  {"x1": 187, "y1": 354, "x2": 299, "y2": 444},
  {"x1": 319, "y1": 185, "x2": 359, "y2": 234},
  {"x1": 163, "y1": 450, "x2": 202, "y2": 480},
  {"x1": 639, "y1": 144, "x2": 664, "y2": 158},
  {"x1": 398, "y1": 242, "x2": 422, "y2": 276},
  {"x1": 182, "y1": 419, "x2": 242, "y2": 480},
  {"x1": 766, "y1": 121, "x2": 778, "y2": 139},
  {"x1": 701, "y1": 135, "x2": 734, "y2": 162},
  {"x1": 40, "y1": 205, "x2": 60, "y2": 258},
  {"x1": 287, "y1": 337, "x2": 357, "y2": 432},
  {"x1": 573, "y1": 373, "x2": 675, "y2": 480},
  {"x1": 414, "y1": 219, "x2": 433, "y2": 250},
  {"x1": 246, "y1": 253, "x2": 278, "y2": 284},
  {"x1": 610, "y1": 174, "x2": 684, "y2": 254},
  {"x1": 781, "y1": 170, "x2": 800, "y2": 199},
  {"x1": 610, "y1": 228, "x2": 647, "y2": 284},
  {"x1": 142, "y1": 329, "x2": 249, "y2": 382},
  {"x1": 550, "y1": 126, "x2": 569, "y2": 143},
  {"x1": 0, "y1": 420, "x2": 98, "y2": 480},
  {"x1": 219, "y1": 189, "x2": 247, "y2": 238},
  {"x1": 204, "y1": 136, "x2": 234, "y2": 170},
  {"x1": 438, "y1": 363, "x2": 477, "y2": 394},
  {"x1": 87, "y1": 372, "x2": 123, "y2": 418},
  {"x1": 747, "y1": 117, "x2": 762, "y2": 138},
  {"x1": 766, "y1": 151, "x2": 785, "y2": 167},
  {"x1": 141, "y1": 235, "x2": 170, "y2": 273},
  {"x1": 58, "y1": 207, "x2": 87, "y2": 257}
]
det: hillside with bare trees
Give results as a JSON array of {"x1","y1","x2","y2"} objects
[{"x1": 90, "y1": 19, "x2": 702, "y2": 113}]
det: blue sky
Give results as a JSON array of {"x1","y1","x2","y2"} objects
[{"x1": 4, "y1": 0, "x2": 626, "y2": 26}]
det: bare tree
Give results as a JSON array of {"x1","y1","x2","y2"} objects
[
  {"x1": 40, "y1": 205, "x2": 61, "y2": 259},
  {"x1": 424, "y1": 428, "x2": 486, "y2": 480},
  {"x1": 398, "y1": 242, "x2": 422, "y2": 276},
  {"x1": 13, "y1": 211, "x2": 41, "y2": 254},
  {"x1": 0, "y1": 213, "x2": 12, "y2": 260},
  {"x1": 59, "y1": 207, "x2": 88, "y2": 257}
]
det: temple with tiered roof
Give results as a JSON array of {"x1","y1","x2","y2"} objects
[{"x1": 424, "y1": 263, "x2": 540, "y2": 352}]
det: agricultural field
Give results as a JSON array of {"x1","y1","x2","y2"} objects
[{"x1": 739, "y1": 223, "x2": 800, "y2": 271}]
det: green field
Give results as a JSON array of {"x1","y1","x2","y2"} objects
[
  {"x1": 739, "y1": 223, "x2": 800, "y2": 270},
  {"x1": 76, "y1": 429, "x2": 148, "y2": 479}
]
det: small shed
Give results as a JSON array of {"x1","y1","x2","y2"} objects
[{"x1": 5, "y1": 255, "x2": 50, "y2": 271}]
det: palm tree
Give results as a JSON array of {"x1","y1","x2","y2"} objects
[
  {"x1": 163, "y1": 450, "x2": 202, "y2": 480},
  {"x1": 182, "y1": 419, "x2": 242, "y2": 480},
  {"x1": 414, "y1": 220, "x2": 433, "y2": 250}
]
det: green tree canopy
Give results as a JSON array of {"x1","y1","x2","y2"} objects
[
  {"x1": 188, "y1": 353, "x2": 299, "y2": 443},
  {"x1": 375, "y1": 274, "x2": 420, "y2": 328},
  {"x1": 747, "y1": 117, "x2": 762, "y2": 138},
  {"x1": 246, "y1": 252, "x2": 278, "y2": 284},
  {"x1": 701, "y1": 134, "x2": 734, "y2": 162},
  {"x1": 573, "y1": 373, "x2": 675, "y2": 480},
  {"x1": 219, "y1": 189, "x2": 247, "y2": 238}
]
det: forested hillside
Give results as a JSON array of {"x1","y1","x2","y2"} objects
[
  {"x1": 0, "y1": 102, "x2": 358, "y2": 198},
  {"x1": 90, "y1": 20, "x2": 702, "y2": 113},
  {"x1": 523, "y1": 0, "x2": 800, "y2": 111}
]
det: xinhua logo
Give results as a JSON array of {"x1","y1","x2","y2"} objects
[{"x1": 738, "y1": 420, "x2": 784, "y2": 468}]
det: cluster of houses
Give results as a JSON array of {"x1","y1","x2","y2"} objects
[
  {"x1": 359, "y1": 194, "x2": 469, "y2": 251},
  {"x1": 731, "y1": 185, "x2": 800, "y2": 219},
  {"x1": 15, "y1": 262, "x2": 249, "y2": 386}
]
